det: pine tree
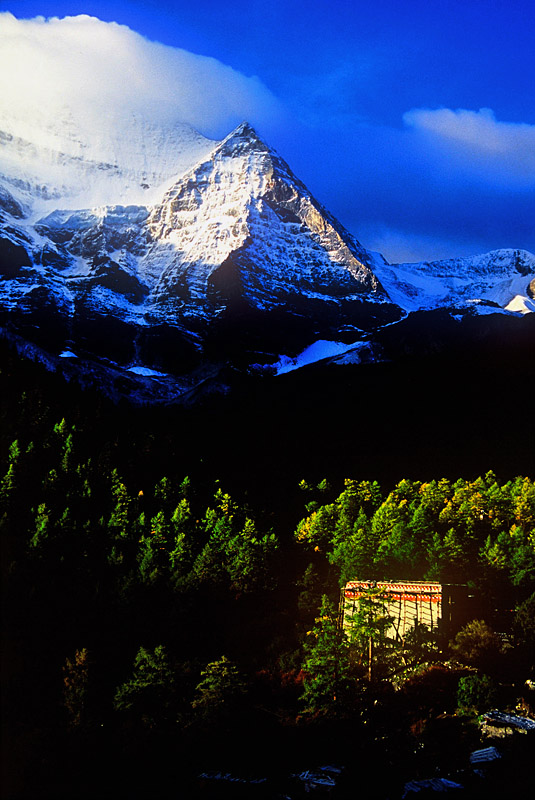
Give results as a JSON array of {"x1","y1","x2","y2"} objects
[
  {"x1": 30, "y1": 502, "x2": 51, "y2": 552},
  {"x1": 345, "y1": 586, "x2": 393, "y2": 681},
  {"x1": 191, "y1": 655, "x2": 247, "y2": 725},
  {"x1": 108, "y1": 469, "x2": 131, "y2": 539},
  {"x1": 168, "y1": 498, "x2": 195, "y2": 586},
  {"x1": 300, "y1": 595, "x2": 352, "y2": 715},
  {"x1": 227, "y1": 517, "x2": 278, "y2": 593},
  {"x1": 114, "y1": 645, "x2": 176, "y2": 727},
  {"x1": 0, "y1": 440, "x2": 20, "y2": 509}
]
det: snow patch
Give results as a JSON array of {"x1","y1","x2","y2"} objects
[
  {"x1": 127, "y1": 365, "x2": 168, "y2": 377},
  {"x1": 505, "y1": 294, "x2": 535, "y2": 314},
  {"x1": 275, "y1": 340, "x2": 363, "y2": 375}
]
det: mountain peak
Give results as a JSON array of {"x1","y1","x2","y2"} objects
[
  {"x1": 217, "y1": 121, "x2": 271, "y2": 157},
  {"x1": 231, "y1": 120, "x2": 258, "y2": 136}
]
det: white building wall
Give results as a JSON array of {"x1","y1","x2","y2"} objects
[{"x1": 343, "y1": 580, "x2": 443, "y2": 641}]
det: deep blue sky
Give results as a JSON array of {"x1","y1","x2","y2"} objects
[{"x1": 3, "y1": 0, "x2": 535, "y2": 262}]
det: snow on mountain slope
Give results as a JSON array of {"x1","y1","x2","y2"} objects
[
  {"x1": 144, "y1": 122, "x2": 388, "y2": 321},
  {"x1": 273, "y1": 339, "x2": 374, "y2": 374},
  {"x1": 0, "y1": 109, "x2": 218, "y2": 216},
  {"x1": 1, "y1": 113, "x2": 533, "y2": 397},
  {"x1": 374, "y1": 249, "x2": 535, "y2": 314}
]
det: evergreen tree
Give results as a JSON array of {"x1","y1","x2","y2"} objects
[
  {"x1": 169, "y1": 497, "x2": 195, "y2": 583},
  {"x1": 329, "y1": 514, "x2": 373, "y2": 584},
  {"x1": 512, "y1": 477, "x2": 535, "y2": 533},
  {"x1": 114, "y1": 645, "x2": 177, "y2": 727},
  {"x1": 300, "y1": 595, "x2": 353, "y2": 715},
  {"x1": 108, "y1": 469, "x2": 131, "y2": 539},
  {"x1": 191, "y1": 655, "x2": 247, "y2": 725},
  {"x1": 297, "y1": 563, "x2": 324, "y2": 621},
  {"x1": 30, "y1": 502, "x2": 51, "y2": 552},
  {"x1": 0, "y1": 440, "x2": 20, "y2": 509},
  {"x1": 61, "y1": 431, "x2": 75, "y2": 473},
  {"x1": 295, "y1": 503, "x2": 338, "y2": 551},
  {"x1": 226, "y1": 517, "x2": 278, "y2": 593},
  {"x1": 345, "y1": 586, "x2": 393, "y2": 681}
]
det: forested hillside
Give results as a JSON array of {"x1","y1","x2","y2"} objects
[{"x1": 1, "y1": 340, "x2": 534, "y2": 798}]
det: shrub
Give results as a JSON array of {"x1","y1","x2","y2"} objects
[
  {"x1": 450, "y1": 620, "x2": 503, "y2": 671},
  {"x1": 457, "y1": 673, "x2": 496, "y2": 712}
]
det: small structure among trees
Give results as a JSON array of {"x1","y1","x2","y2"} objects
[{"x1": 343, "y1": 580, "x2": 469, "y2": 643}]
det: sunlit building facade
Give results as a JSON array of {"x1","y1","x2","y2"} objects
[{"x1": 342, "y1": 580, "x2": 469, "y2": 642}]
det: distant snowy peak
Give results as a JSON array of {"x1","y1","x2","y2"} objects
[{"x1": 375, "y1": 249, "x2": 535, "y2": 314}]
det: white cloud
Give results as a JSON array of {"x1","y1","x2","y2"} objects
[
  {"x1": 402, "y1": 107, "x2": 535, "y2": 184},
  {"x1": 0, "y1": 12, "x2": 283, "y2": 142}
]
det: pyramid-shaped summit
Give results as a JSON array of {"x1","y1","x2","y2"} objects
[{"x1": 144, "y1": 120, "x2": 393, "y2": 326}]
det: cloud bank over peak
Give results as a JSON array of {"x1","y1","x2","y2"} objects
[
  {"x1": 0, "y1": 12, "x2": 283, "y2": 146},
  {"x1": 403, "y1": 107, "x2": 535, "y2": 185}
]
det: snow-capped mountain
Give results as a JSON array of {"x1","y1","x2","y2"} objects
[
  {"x1": 1, "y1": 116, "x2": 533, "y2": 402},
  {"x1": 25, "y1": 122, "x2": 394, "y2": 329},
  {"x1": 374, "y1": 249, "x2": 535, "y2": 315}
]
